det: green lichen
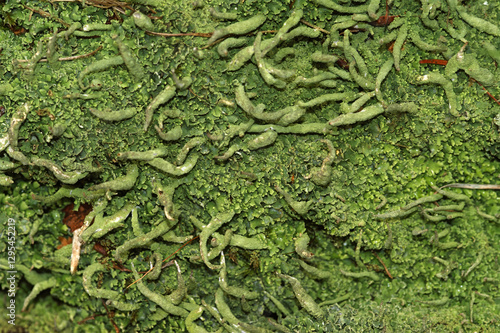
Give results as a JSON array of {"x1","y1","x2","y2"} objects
[{"x1": 0, "y1": 0, "x2": 499, "y2": 332}]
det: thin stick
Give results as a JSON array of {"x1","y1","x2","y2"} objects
[
  {"x1": 126, "y1": 235, "x2": 198, "y2": 289},
  {"x1": 373, "y1": 251, "x2": 393, "y2": 279},
  {"x1": 101, "y1": 299, "x2": 119, "y2": 333},
  {"x1": 24, "y1": 4, "x2": 70, "y2": 27},
  {"x1": 16, "y1": 45, "x2": 103, "y2": 63},
  {"x1": 201, "y1": 30, "x2": 278, "y2": 51},
  {"x1": 51, "y1": 0, "x2": 132, "y2": 10},
  {"x1": 163, "y1": 236, "x2": 199, "y2": 263},
  {"x1": 300, "y1": 19, "x2": 330, "y2": 34},
  {"x1": 419, "y1": 60, "x2": 500, "y2": 106},
  {"x1": 146, "y1": 31, "x2": 213, "y2": 38},
  {"x1": 419, "y1": 59, "x2": 448, "y2": 66},
  {"x1": 58, "y1": 45, "x2": 103, "y2": 61},
  {"x1": 77, "y1": 313, "x2": 105, "y2": 325},
  {"x1": 440, "y1": 183, "x2": 500, "y2": 190},
  {"x1": 471, "y1": 79, "x2": 500, "y2": 106}
]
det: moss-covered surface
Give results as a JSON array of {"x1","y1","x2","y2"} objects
[{"x1": 0, "y1": 0, "x2": 499, "y2": 331}]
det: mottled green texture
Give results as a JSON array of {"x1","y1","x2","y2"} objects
[
  {"x1": 375, "y1": 58, "x2": 394, "y2": 106},
  {"x1": 215, "y1": 130, "x2": 278, "y2": 160},
  {"x1": 186, "y1": 306, "x2": 211, "y2": 333},
  {"x1": 81, "y1": 202, "x2": 134, "y2": 241},
  {"x1": 445, "y1": 46, "x2": 498, "y2": 87},
  {"x1": 294, "y1": 232, "x2": 313, "y2": 259},
  {"x1": 144, "y1": 85, "x2": 177, "y2": 131},
  {"x1": 340, "y1": 269, "x2": 381, "y2": 281},
  {"x1": 8, "y1": 102, "x2": 29, "y2": 150},
  {"x1": 217, "y1": 37, "x2": 248, "y2": 58},
  {"x1": 147, "y1": 154, "x2": 199, "y2": 176},
  {"x1": 1, "y1": 0, "x2": 500, "y2": 332},
  {"x1": 213, "y1": 288, "x2": 244, "y2": 330},
  {"x1": 198, "y1": 210, "x2": 235, "y2": 270},
  {"x1": 410, "y1": 30, "x2": 447, "y2": 52},
  {"x1": 329, "y1": 103, "x2": 385, "y2": 126},
  {"x1": 340, "y1": 91, "x2": 375, "y2": 114},
  {"x1": 254, "y1": 32, "x2": 286, "y2": 89},
  {"x1": 0, "y1": 134, "x2": 9, "y2": 153},
  {"x1": 0, "y1": 173, "x2": 14, "y2": 186},
  {"x1": 88, "y1": 164, "x2": 139, "y2": 191},
  {"x1": 209, "y1": 7, "x2": 238, "y2": 21},
  {"x1": 294, "y1": 259, "x2": 332, "y2": 279},
  {"x1": 275, "y1": 185, "x2": 314, "y2": 216},
  {"x1": 298, "y1": 92, "x2": 357, "y2": 108},
  {"x1": 133, "y1": 11, "x2": 155, "y2": 31},
  {"x1": 117, "y1": 148, "x2": 169, "y2": 161},
  {"x1": 313, "y1": 0, "x2": 368, "y2": 13},
  {"x1": 21, "y1": 277, "x2": 57, "y2": 312},
  {"x1": 32, "y1": 186, "x2": 106, "y2": 205},
  {"x1": 219, "y1": 252, "x2": 259, "y2": 299},
  {"x1": 416, "y1": 73, "x2": 459, "y2": 117},
  {"x1": 456, "y1": 5, "x2": 500, "y2": 36},
  {"x1": 32, "y1": 158, "x2": 89, "y2": 184},
  {"x1": 277, "y1": 273, "x2": 325, "y2": 319},
  {"x1": 207, "y1": 14, "x2": 266, "y2": 44},
  {"x1": 131, "y1": 263, "x2": 189, "y2": 317},
  {"x1": 392, "y1": 23, "x2": 408, "y2": 71},
  {"x1": 78, "y1": 56, "x2": 124, "y2": 89},
  {"x1": 89, "y1": 107, "x2": 138, "y2": 121},
  {"x1": 82, "y1": 263, "x2": 121, "y2": 301},
  {"x1": 115, "y1": 219, "x2": 176, "y2": 263}
]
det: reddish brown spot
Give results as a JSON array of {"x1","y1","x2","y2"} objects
[
  {"x1": 388, "y1": 41, "x2": 405, "y2": 53},
  {"x1": 419, "y1": 59, "x2": 448, "y2": 66},
  {"x1": 388, "y1": 41, "x2": 396, "y2": 53},
  {"x1": 93, "y1": 242, "x2": 108, "y2": 257},
  {"x1": 369, "y1": 15, "x2": 398, "y2": 27},
  {"x1": 57, "y1": 236, "x2": 72, "y2": 249},
  {"x1": 11, "y1": 26, "x2": 26, "y2": 35},
  {"x1": 370, "y1": 1, "x2": 398, "y2": 27},
  {"x1": 62, "y1": 203, "x2": 93, "y2": 232},
  {"x1": 335, "y1": 58, "x2": 350, "y2": 70}
]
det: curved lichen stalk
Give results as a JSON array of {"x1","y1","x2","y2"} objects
[
  {"x1": 89, "y1": 107, "x2": 138, "y2": 121},
  {"x1": 32, "y1": 158, "x2": 89, "y2": 185},
  {"x1": 199, "y1": 210, "x2": 235, "y2": 270},
  {"x1": 295, "y1": 232, "x2": 314, "y2": 259},
  {"x1": 88, "y1": 164, "x2": 139, "y2": 192},
  {"x1": 219, "y1": 252, "x2": 259, "y2": 299},
  {"x1": 148, "y1": 153, "x2": 199, "y2": 176},
  {"x1": 277, "y1": 273, "x2": 325, "y2": 319},
  {"x1": 274, "y1": 185, "x2": 313, "y2": 216},
  {"x1": 144, "y1": 85, "x2": 176, "y2": 131},
  {"x1": 114, "y1": 218, "x2": 177, "y2": 263},
  {"x1": 152, "y1": 178, "x2": 184, "y2": 221},
  {"x1": 131, "y1": 262, "x2": 189, "y2": 317},
  {"x1": 81, "y1": 202, "x2": 135, "y2": 242},
  {"x1": 309, "y1": 139, "x2": 335, "y2": 186},
  {"x1": 82, "y1": 263, "x2": 140, "y2": 311},
  {"x1": 207, "y1": 14, "x2": 266, "y2": 45},
  {"x1": 0, "y1": 261, "x2": 56, "y2": 312},
  {"x1": 78, "y1": 56, "x2": 124, "y2": 90}
]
